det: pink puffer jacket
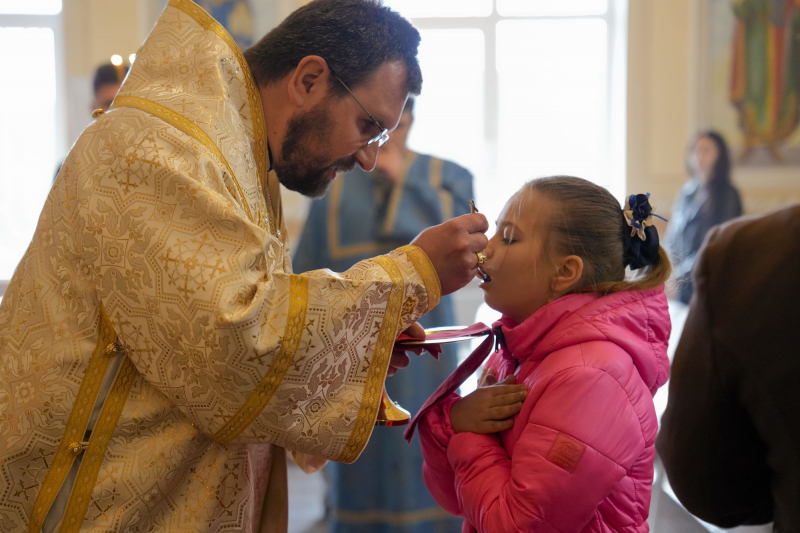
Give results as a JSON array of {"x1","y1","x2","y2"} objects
[{"x1": 418, "y1": 288, "x2": 671, "y2": 533}]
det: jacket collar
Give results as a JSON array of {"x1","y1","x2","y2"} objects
[{"x1": 495, "y1": 293, "x2": 599, "y2": 364}]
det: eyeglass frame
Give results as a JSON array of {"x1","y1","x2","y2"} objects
[{"x1": 330, "y1": 70, "x2": 390, "y2": 147}]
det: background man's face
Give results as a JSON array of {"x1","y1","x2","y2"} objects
[
  {"x1": 371, "y1": 109, "x2": 413, "y2": 183},
  {"x1": 274, "y1": 60, "x2": 409, "y2": 198},
  {"x1": 92, "y1": 83, "x2": 122, "y2": 112}
]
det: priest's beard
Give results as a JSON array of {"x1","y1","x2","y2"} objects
[{"x1": 274, "y1": 102, "x2": 357, "y2": 198}]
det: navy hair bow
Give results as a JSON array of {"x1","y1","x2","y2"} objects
[{"x1": 622, "y1": 193, "x2": 667, "y2": 269}]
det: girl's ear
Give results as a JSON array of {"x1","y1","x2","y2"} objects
[{"x1": 552, "y1": 255, "x2": 584, "y2": 294}]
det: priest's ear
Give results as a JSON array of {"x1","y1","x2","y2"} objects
[
  {"x1": 287, "y1": 55, "x2": 330, "y2": 108},
  {"x1": 551, "y1": 255, "x2": 584, "y2": 295}
]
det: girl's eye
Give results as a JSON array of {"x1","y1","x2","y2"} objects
[{"x1": 502, "y1": 227, "x2": 515, "y2": 245}]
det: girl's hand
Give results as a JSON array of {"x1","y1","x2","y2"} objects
[{"x1": 450, "y1": 375, "x2": 527, "y2": 434}]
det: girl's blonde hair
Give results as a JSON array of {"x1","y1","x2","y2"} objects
[{"x1": 523, "y1": 176, "x2": 672, "y2": 294}]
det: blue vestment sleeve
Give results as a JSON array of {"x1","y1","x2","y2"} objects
[{"x1": 292, "y1": 196, "x2": 330, "y2": 273}]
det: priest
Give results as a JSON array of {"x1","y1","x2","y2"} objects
[{"x1": 0, "y1": 1, "x2": 488, "y2": 532}]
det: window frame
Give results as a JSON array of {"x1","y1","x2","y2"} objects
[{"x1": 406, "y1": 0, "x2": 629, "y2": 203}]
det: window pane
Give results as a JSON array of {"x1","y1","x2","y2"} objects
[
  {"x1": 494, "y1": 19, "x2": 608, "y2": 214},
  {"x1": 0, "y1": 27, "x2": 56, "y2": 279},
  {"x1": 0, "y1": 0, "x2": 61, "y2": 15},
  {"x1": 406, "y1": 29, "x2": 485, "y2": 182},
  {"x1": 497, "y1": 0, "x2": 607, "y2": 17},
  {"x1": 384, "y1": 0, "x2": 491, "y2": 18}
]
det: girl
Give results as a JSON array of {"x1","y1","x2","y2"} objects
[{"x1": 414, "y1": 176, "x2": 672, "y2": 532}]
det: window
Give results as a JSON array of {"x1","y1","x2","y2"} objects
[
  {"x1": 0, "y1": 3, "x2": 64, "y2": 291},
  {"x1": 0, "y1": 0, "x2": 61, "y2": 15},
  {"x1": 385, "y1": 0, "x2": 629, "y2": 393},
  {"x1": 387, "y1": 0, "x2": 628, "y2": 224}
]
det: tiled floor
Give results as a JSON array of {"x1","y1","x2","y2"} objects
[{"x1": 649, "y1": 489, "x2": 710, "y2": 533}]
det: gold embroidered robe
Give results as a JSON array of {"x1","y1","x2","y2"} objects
[{"x1": 0, "y1": 2, "x2": 440, "y2": 532}]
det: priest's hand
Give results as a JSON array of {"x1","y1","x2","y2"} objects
[
  {"x1": 387, "y1": 322, "x2": 425, "y2": 376},
  {"x1": 411, "y1": 213, "x2": 489, "y2": 296}
]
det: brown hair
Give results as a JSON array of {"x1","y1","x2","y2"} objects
[
  {"x1": 244, "y1": 0, "x2": 422, "y2": 96},
  {"x1": 523, "y1": 176, "x2": 672, "y2": 294}
]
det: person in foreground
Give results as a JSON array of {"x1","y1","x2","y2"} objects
[
  {"x1": 0, "y1": 1, "x2": 488, "y2": 532},
  {"x1": 416, "y1": 177, "x2": 673, "y2": 532},
  {"x1": 657, "y1": 204, "x2": 800, "y2": 531}
]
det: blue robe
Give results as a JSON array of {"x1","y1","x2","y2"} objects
[{"x1": 293, "y1": 152, "x2": 473, "y2": 533}]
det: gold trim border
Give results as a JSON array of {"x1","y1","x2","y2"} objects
[
  {"x1": 336, "y1": 256, "x2": 405, "y2": 463},
  {"x1": 112, "y1": 95, "x2": 256, "y2": 225},
  {"x1": 212, "y1": 274, "x2": 310, "y2": 443},
  {"x1": 59, "y1": 356, "x2": 138, "y2": 533},
  {"x1": 397, "y1": 245, "x2": 441, "y2": 310},
  {"x1": 168, "y1": 0, "x2": 278, "y2": 237},
  {"x1": 427, "y1": 157, "x2": 443, "y2": 189},
  {"x1": 428, "y1": 157, "x2": 454, "y2": 221},
  {"x1": 27, "y1": 305, "x2": 117, "y2": 533}
]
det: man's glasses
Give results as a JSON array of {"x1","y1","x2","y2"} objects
[{"x1": 331, "y1": 71, "x2": 390, "y2": 147}]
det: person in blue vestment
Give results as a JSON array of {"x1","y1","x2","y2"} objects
[{"x1": 293, "y1": 99, "x2": 472, "y2": 533}]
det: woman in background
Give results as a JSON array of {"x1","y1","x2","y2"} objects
[{"x1": 667, "y1": 130, "x2": 742, "y2": 304}]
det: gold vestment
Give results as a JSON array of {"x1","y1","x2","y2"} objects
[{"x1": 0, "y1": 2, "x2": 440, "y2": 532}]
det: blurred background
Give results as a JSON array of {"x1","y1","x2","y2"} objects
[{"x1": 0, "y1": 1, "x2": 797, "y2": 532}]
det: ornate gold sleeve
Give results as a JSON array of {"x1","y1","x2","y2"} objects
[{"x1": 86, "y1": 109, "x2": 435, "y2": 463}]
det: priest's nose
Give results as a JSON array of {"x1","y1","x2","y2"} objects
[{"x1": 355, "y1": 143, "x2": 380, "y2": 172}]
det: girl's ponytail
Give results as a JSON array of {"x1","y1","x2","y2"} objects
[{"x1": 524, "y1": 177, "x2": 672, "y2": 295}]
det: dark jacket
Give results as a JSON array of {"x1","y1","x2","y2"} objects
[
  {"x1": 666, "y1": 179, "x2": 743, "y2": 304},
  {"x1": 657, "y1": 204, "x2": 800, "y2": 531}
]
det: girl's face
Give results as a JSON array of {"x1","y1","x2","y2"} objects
[{"x1": 480, "y1": 190, "x2": 558, "y2": 324}]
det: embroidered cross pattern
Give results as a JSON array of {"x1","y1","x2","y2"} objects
[{"x1": 160, "y1": 233, "x2": 227, "y2": 300}]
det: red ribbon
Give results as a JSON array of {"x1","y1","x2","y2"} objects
[{"x1": 402, "y1": 323, "x2": 499, "y2": 442}]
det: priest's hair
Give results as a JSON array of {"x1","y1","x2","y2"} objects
[{"x1": 244, "y1": 0, "x2": 422, "y2": 96}]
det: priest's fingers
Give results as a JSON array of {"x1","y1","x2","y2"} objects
[
  {"x1": 456, "y1": 212, "x2": 490, "y2": 235},
  {"x1": 466, "y1": 233, "x2": 490, "y2": 255},
  {"x1": 410, "y1": 214, "x2": 489, "y2": 296},
  {"x1": 387, "y1": 349, "x2": 410, "y2": 376},
  {"x1": 403, "y1": 322, "x2": 426, "y2": 340}
]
